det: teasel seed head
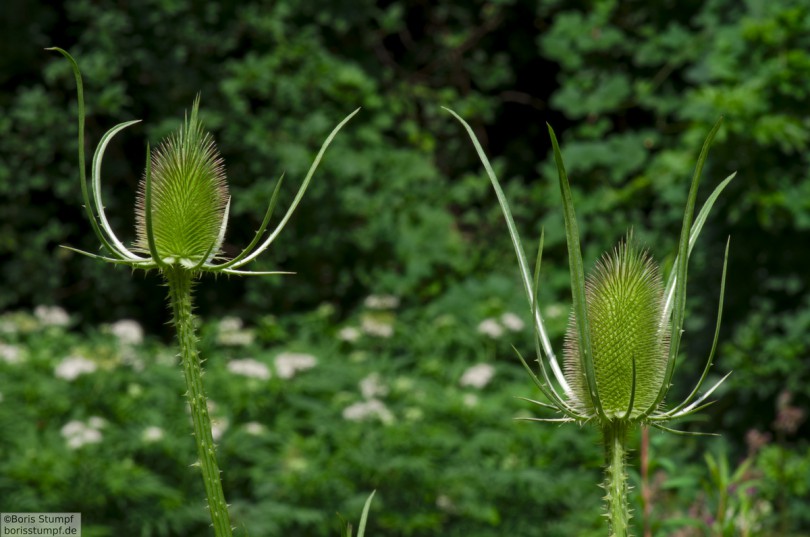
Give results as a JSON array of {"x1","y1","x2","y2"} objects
[
  {"x1": 564, "y1": 234, "x2": 670, "y2": 420},
  {"x1": 134, "y1": 96, "x2": 229, "y2": 267}
]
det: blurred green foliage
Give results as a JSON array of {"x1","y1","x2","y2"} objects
[{"x1": 2, "y1": 0, "x2": 810, "y2": 534}]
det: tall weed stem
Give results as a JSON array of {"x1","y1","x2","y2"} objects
[
  {"x1": 166, "y1": 267, "x2": 232, "y2": 536},
  {"x1": 603, "y1": 421, "x2": 630, "y2": 537}
]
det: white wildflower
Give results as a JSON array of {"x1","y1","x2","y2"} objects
[
  {"x1": 361, "y1": 316, "x2": 394, "y2": 338},
  {"x1": 54, "y1": 355, "x2": 97, "y2": 381},
  {"x1": 109, "y1": 319, "x2": 144, "y2": 345},
  {"x1": 436, "y1": 494, "x2": 457, "y2": 513},
  {"x1": 217, "y1": 316, "x2": 255, "y2": 346},
  {"x1": 463, "y1": 393, "x2": 479, "y2": 407},
  {"x1": 211, "y1": 417, "x2": 229, "y2": 441},
  {"x1": 476, "y1": 318, "x2": 504, "y2": 339},
  {"x1": 364, "y1": 295, "x2": 400, "y2": 310},
  {"x1": 460, "y1": 363, "x2": 496, "y2": 389},
  {"x1": 500, "y1": 312, "x2": 525, "y2": 332},
  {"x1": 274, "y1": 352, "x2": 317, "y2": 379},
  {"x1": 545, "y1": 304, "x2": 565, "y2": 319},
  {"x1": 338, "y1": 326, "x2": 361, "y2": 342},
  {"x1": 35, "y1": 305, "x2": 70, "y2": 327},
  {"x1": 244, "y1": 422, "x2": 265, "y2": 436},
  {"x1": 218, "y1": 316, "x2": 243, "y2": 332},
  {"x1": 342, "y1": 399, "x2": 394, "y2": 424},
  {"x1": 142, "y1": 426, "x2": 164, "y2": 443},
  {"x1": 61, "y1": 418, "x2": 104, "y2": 449},
  {"x1": 360, "y1": 372, "x2": 389, "y2": 399},
  {"x1": 87, "y1": 416, "x2": 106, "y2": 429},
  {"x1": 0, "y1": 343, "x2": 22, "y2": 364},
  {"x1": 227, "y1": 358, "x2": 271, "y2": 380}
]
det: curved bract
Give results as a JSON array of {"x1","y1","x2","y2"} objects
[{"x1": 48, "y1": 46, "x2": 359, "y2": 277}]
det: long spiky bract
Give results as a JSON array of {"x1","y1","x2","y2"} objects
[
  {"x1": 51, "y1": 47, "x2": 358, "y2": 537},
  {"x1": 448, "y1": 108, "x2": 733, "y2": 536}
]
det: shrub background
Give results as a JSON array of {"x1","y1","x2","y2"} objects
[{"x1": 1, "y1": 0, "x2": 809, "y2": 535}]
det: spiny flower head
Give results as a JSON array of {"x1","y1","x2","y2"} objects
[
  {"x1": 564, "y1": 235, "x2": 669, "y2": 420},
  {"x1": 448, "y1": 107, "x2": 734, "y2": 434},
  {"x1": 50, "y1": 47, "x2": 358, "y2": 277},
  {"x1": 134, "y1": 97, "x2": 229, "y2": 267}
]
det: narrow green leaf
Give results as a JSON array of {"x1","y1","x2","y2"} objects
[
  {"x1": 192, "y1": 197, "x2": 230, "y2": 270},
  {"x1": 48, "y1": 47, "x2": 132, "y2": 261},
  {"x1": 92, "y1": 120, "x2": 145, "y2": 260},
  {"x1": 232, "y1": 108, "x2": 361, "y2": 268},
  {"x1": 144, "y1": 143, "x2": 167, "y2": 269},
  {"x1": 663, "y1": 238, "x2": 730, "y2": 417},
  {"x1": 217, "y1": 173, "x2": 285, "y2": 269},
  {"x1": 643, "y1": 118, "x2": 723, "y2": 417},
  {"x1": 661, "y1": 171, "x2": 736, "y2": 326},
  {"x1": 547, "y1": 123, "x2": 604, "y2": 420},
  {"x1": 650, "y1": 423, "x2": 720, "y2": 437},
  {"x1": 218, "y1": 269, "x2": 295, "y2": 276},
  {"x1": 531, "y1": 228, "x2": 545, "y2": 323},
  {"x1": 356, "y1": 490, "x2": 376, "y2": 537},
  {"x1": 445, "y1": 107, "x2": 569, "y2": 393},
  {"x1": 624, "y1": 354, "x2": 637, "y2": 419}
]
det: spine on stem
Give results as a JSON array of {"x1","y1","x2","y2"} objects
[
  {"x1": 603, "y1": 421, "x2": 630, "y2": 537},
  {"x1": 166, "y1": 267, "x2": 233, "y2": 537}
]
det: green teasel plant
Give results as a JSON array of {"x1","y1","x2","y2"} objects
[
  {"x1": 49, "y1": 47, "x2": 358, "y2": 537},
  {"x1": 448, "y1": 109, "x2": 734, "y2": 537}
]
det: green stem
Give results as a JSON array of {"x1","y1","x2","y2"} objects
[
  {"x1": 166, "y1": 267, "x2": 233, "y2": 537},
  {"x1": 603, "y1": 421, "x2": 630, "y2": 537}
]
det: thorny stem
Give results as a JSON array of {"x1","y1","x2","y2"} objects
[
  {"x1": 166, "y1": 267, "x2": 233, "y2": 537},
  {"x1": 603, "y1": 421, "x2": 630, "y2": 537}
]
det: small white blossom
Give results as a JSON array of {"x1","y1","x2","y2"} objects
[
  {"x1": 463, "y1": 393, "x2": 479, "y2": 407},
  {"x1": 227, "y1": 358, "x2": 271, "y2": 380},
  {"x1": 338, "y1": 326, "x2": 361, "y2": 342},
  {"x1": 217, "y1": 316, "x2": 255, "y2": 346},
  {"x1": 0, "y1": 343, "x2": 22, "y2": 364},
  {"x1": 61, "y1": 418, "x2": 103, "y2": 449},
  {"x1": 109, "y1": 319, "x2": 144, "y2": 345},
  {"x1": 211, "y1": 417, "x2": 229, "y2": 441},
  {"x1": 218, "y1": 316, "x2": 243, "y2": 332},
  {"x1": 142, "y1": 426, "x2": 164, "y2": 443},
  {"x1": 477, "y1": 318, "x2": 504, "y2": 339},
  {"x1": 342, "y1": 399, "x2": 394, "y2": 424},
  {"x1": 545, "y1": 304, "x2": 565, "y2": 319},
  {"x1": 360, "y1": 372, "x2": 389, "y2": 399},
  {"x1": 87, "y1": 416, "x2": 106, "y2": 429},
  {"x1": 436, "y1": 494, "x2": 457, "y2": 513},
  {"x1": 274, "y1": 352, "x2": 317, "y2": 379},
  {"x1": 244, "y1": 422, "x2": 265, "y2": 436},
  {"x1": 364, "y1": 295, "x2": 400, "y2": 310},
  {"x1": 500, "y1": 312, "x2": 525, "y2": 332},
  {"x1": 35, "y1": 305, "x2": 70, "y2": 327},
  {"x1": 361, "y1": 316, "x2": 394, "y2": 338},
  {"x1": 460, "y1": 363, "x2": 496, "y2": 389},
  {"x1": 54, "y1": 355, "x2": 97, "y2": 381}
]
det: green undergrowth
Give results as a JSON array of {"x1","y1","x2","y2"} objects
[{"x1": 2, "y1": 301, "x2": 807, "y2": 536}]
